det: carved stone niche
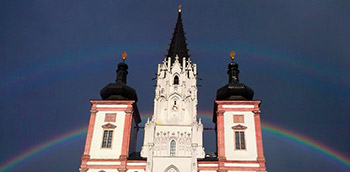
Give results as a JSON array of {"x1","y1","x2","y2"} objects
[
  {"x1": 231, "y1": 124, "x2": 247, "y2": 130},
  {"x1": 102, "y1": 123, "x2": 117, "y2": 129}
]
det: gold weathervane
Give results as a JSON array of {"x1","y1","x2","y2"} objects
[
  {"x1": 230, "y1": 51, "x2": 236, "y2": 61},
  {"x1": 122, "y1": 51, "x2": 127, "y2": 62},
  {"x1": 178, "y1": 5, "x2": 182, "y2": 12}
]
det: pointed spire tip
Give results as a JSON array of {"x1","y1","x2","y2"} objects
[{"x1": 166, "y1": 4, "x2": 189, "y2": 64}]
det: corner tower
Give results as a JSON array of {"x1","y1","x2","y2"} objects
[
  {"x1": 79, "y1": 53, "x2": 141, "y2": 172},
  {"x1": 141, "y1": 7, "x2": 205, "y2": 172},
  {"x1": 212, "y1": 52, "x2": 267, "y2": 172}
]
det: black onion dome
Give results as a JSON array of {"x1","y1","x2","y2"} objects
[
  {"x1": 166, "y1": 9, "x2": 190, "y2": 65},
  {"x1": 216, "y1": 61, "x2": 254, "y2": 100},
  {"x1": 100, "y1": 62, "x2": 138, "y2": 101}
]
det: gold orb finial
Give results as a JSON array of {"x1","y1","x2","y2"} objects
[
  {"x1": 230, "y1": 51, "x2": 236, "y2": 61},
  {"x1": 122, "y1": 51, "x2": 127, "y2": 61},
  {"x1": 178, "y1": 4, "x2": 182, "y2": 12}
]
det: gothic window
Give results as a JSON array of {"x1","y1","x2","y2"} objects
[
  {"x1": 235, "y1": 131, "x2": 246, "y2": 150},
  {"x1": 170, "y1": 140, "x2": 176, "y2": 156},
  {"x1": 174, "y1": 76, "x2": 179, "y2": 85},
  {"x1": 101, "y1": 130, "x2": 113, "y2": 148}
]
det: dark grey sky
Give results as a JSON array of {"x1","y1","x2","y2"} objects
[{"x1": 0, "y1": 1, "x2": 349, "y2": 171}]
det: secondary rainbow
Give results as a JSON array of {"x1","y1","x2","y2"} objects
[{"x1": 0, "y1": 119, "x2": 348, "y2": 172}]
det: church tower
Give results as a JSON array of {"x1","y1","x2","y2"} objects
[
  {"x1": 211, "y1": 53, "x2": 267, "y2": 172},
  {"x1": 141, "y1": 6, "x2": 205, "y2": 172},
  {"x1": 79, "y1": 6, "x2": 267, "y2": 172},
  {"x1": 79, "y1": 53, "x2": 141, "y2": 172}
]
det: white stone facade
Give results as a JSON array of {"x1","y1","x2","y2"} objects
[
  {"x1": 79, "y1": 66, "x2": 267, "y2": 172},
  {"x1": 141, "y1": 56, "x2": 205, "y2": 172},
  {"x1": 89, "y1": 110, "x2": 126, "y2": 159},
  {"x1": 79, "y1": 9, "x2": 267, "y2": 170},
  {"x1": 214, "y1": 100, "x2": 267, "y2": 172},
  {"x1": 223, "y1": 111, "x2": 258, "y2": 160},
  {"x1": 152, "y1": 56, "x2": 198, "y2": 125},
  {"x1": 79, "y1": 100, "x2": 141, "y2": 172}
]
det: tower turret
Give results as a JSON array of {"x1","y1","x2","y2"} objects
[
  {"x1": 79, "y1": 52, "x2": 141, "y2": 172},
  {"x1": 213, "y1": 52, "x2": 266, "y2": 172},
  {"x1": 216, "y1": 51, "x2": 254, "y2": 100},
  {"x1": 100, "y1": 52, "x2": 138, "y2": 101}
]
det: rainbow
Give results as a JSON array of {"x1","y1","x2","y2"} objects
[
  {"x1": 0, "y1": 127, "x2": 87, "y2": 172},
  {"x1": 0, "y1": 120, "x2": 348, "y2": 172},
  {"x1": 262, "y1": 122, "x2": 349, "y2": 167},
  {"x1": 198, "y1": 115, "x2": 349, "y2": 167}
]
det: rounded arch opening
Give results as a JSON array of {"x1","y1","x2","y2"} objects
[{"x1": 170, "y1": 140, "x2": 176, "y2": 156}]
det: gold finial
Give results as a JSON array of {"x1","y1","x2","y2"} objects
[
  {"x1": 230, "y1": 51, "x2": 236, "y2": 61},
  {"x1": 122, "y1": 51, "x2": 127, "y2": 62},
  {"x1": 178, "y1": 4, "x2": 182, "y2": 12}
]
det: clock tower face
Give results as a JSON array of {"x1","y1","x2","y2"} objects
[{"x1": 172, "y1": 105, "x2": 178, "y2": 111}]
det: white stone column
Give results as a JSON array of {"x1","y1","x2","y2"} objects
[
  {"x1": 191, "y1": 143, "x2": 198, "y2": 172},
  {"x1": 146, "y1": 143, "x2": 154, "y2": 172}
]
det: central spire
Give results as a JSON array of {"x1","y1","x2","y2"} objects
[{"x1": 166, "y1": 5, "x2": 189, "y2": 65}]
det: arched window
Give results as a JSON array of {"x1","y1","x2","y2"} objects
[
  {"x1": 164, "y1": 165, "x2": 180, "y2": 172},
  {"x1": 170, "y1": 140, "x2": 176, "y2": 156},
  {"x1": 173, "y1": 76, "x2": 179, "y2": 85}
]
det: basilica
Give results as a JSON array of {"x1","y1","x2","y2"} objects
[{"x1": 79, "y1": 7, "x2": 267, "y2": 172}]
